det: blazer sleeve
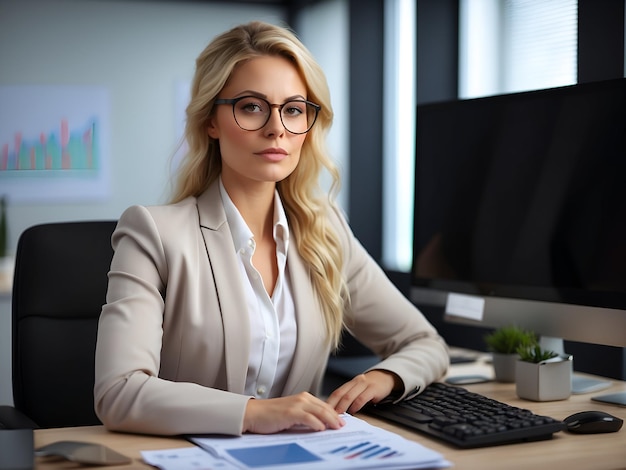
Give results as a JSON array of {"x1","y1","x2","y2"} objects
[
  {"x1": 94, "y1": 204, "x2": 251, "y2": 436},
  {"x1": 330, "y1": 206, "x2": 450, "y2": 400}
]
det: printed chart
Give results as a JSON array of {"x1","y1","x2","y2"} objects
[
  {"x1": 0, "y1": 85, "x2": 110, "y2": 202},
  {"x1": 188, "y1": 414, "x2": 450, "y2": 469}
]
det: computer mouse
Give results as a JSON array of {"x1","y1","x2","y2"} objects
[{"x1": 563, "y1": 410, "x2": 623, "y2": 434}]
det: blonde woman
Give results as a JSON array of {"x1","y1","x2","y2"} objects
[{"x1": 94, "y1": 21, "x2": 448, "y2": 437}]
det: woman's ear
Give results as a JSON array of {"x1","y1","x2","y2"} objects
[{"x1": 207, "y1": 116, "x2": 219, "y2": 139}]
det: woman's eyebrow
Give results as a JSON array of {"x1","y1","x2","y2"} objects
[
  {"x1": 233, "y1": 89, "x2": 265, "y2": 98},
  {"x1": 232, "y1": 90, "x2": 307, "y2": 101}
]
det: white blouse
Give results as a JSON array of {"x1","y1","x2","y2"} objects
[{"x1": 219, "y1": 179, "x2": 297, "y2": 399}]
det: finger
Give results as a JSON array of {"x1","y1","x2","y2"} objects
[
  {"x1": 325, "y1": 382, "x2": 352, "y2": 409},
  {"x1": 291, "y1": 395, "x2": 345, "y2": 431},
  {"x1": 308, "y1": 400, "x2": 345, "y2": 429},
  {"x1": 328, "y1": 377, "x2": 370, "y2": 413},
  {"x1": 245, "y1": 394, "x2": 341, "y2": 434},
  {"x1": 346, "y1": 389, "x2": 376, "y2": 414}
]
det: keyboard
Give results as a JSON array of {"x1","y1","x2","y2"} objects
[{"x1": 364, "y1": 382, "x2": 565, "y2": 448}]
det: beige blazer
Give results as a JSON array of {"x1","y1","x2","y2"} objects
[{"x1": 94, "y1": 182, "x2": 448, "y2": 436}]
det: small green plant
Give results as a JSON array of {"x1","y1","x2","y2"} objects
[
  {"x1": 484, "y1": 325, "x2": 537, "y2": 354},
  {"x1": 517, "y1": 344, "x2": 559, "y2": 363}
]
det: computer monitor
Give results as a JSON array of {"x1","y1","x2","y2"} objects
[{"x1": 410, "y1": 78, "x2": 626, "y2": 400}]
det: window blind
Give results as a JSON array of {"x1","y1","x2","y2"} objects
[{"x1": 502, "y1": 0, "x2": 578, "y2": 93}]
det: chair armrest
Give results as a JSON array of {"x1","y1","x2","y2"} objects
[{"x1": 0, "y1": 406, "x2": 40, "y2": 429}]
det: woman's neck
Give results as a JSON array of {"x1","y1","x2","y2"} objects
[{"x1": 222, "y1": 177, "x2": 276, "y2": 239}]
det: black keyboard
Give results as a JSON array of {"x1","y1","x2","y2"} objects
[{"x1": 364, "y1": 382, "x2": 565, "y2": 448}]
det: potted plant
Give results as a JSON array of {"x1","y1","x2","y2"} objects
[
  {"x1": 515, "y1": 344, "x2": 573, "y2": 401},
  {"x1": 484, "y1": 325, "x2": 537, "y2": 382}
]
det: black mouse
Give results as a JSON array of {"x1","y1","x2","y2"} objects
[{"x1": 563, "y1": 410, "x2": 623, "y2": 434}]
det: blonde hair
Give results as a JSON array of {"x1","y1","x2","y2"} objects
[{"x1": 171, "y1": 21, "x2": 348, "y2": 349}]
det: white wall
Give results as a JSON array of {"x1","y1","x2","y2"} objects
[
  {"x1": 296, "y1": 0, "x2": 350, "y2": 212},
  {"x1": 0, "y1": 0, "x2": 286, "y2": 255}
]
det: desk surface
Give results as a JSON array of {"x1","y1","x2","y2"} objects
[{"x1": 34, "y1": 357, "x2": 626, "y2": 470}]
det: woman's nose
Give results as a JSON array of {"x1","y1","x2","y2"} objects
[{"x1": 263, "y1": 106, "x2": 285, "y2": 137}]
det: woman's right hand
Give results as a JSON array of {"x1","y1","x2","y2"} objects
[{"x1": 243, "y1": 392, "x2": 345, "y2": 434}]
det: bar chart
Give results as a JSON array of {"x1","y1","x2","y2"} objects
[
  {"x1": 329, "y1": 440, "x2": 401, "y2": 460},
  {"x1": 0, "y1": 118, "x2": 98, "y2": 172}
]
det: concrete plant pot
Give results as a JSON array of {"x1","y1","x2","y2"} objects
[
  {"x1": 515, "y1": 354, "x2": 573, "y2": 401},
  {"x1": 492, "y1": 353, "x2": 518, "y2": 383}
]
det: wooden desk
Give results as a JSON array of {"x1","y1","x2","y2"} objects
[{"x1": 34, "y1": 358, "x2": 626, "y2": 470}]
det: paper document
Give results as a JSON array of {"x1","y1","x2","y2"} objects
[
  {"x1": 142, "y1": 446, "x2": 240, "y2": 469},
  {"x1": 185, "y1": 414, "x2": 450, "y2": 470}
]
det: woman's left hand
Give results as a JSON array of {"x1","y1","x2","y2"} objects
[{"x1": 326, "y1": 370, "x2": 402, "y2": 414}]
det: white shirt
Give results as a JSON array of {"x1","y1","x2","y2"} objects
[{"x1": 219, "y1": 179, "x2": 297, "y2": 398}]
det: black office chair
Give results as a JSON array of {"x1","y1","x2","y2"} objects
[{"x1": 0, "y1": 221, "x2": 117, "y2": 429}]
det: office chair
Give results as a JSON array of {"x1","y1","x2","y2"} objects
[{"x1": 0, "y1": 221, "x2": 117, "y2": 429}]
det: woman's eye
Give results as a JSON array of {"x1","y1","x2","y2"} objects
[
  {"x1": 240, "y1": 100, "x2": 265, "y2": 113},
  {"x1": 284, "y1": 103, "x2": 304, "y2": 116}
]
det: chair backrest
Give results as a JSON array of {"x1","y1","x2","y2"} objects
[{"x1": 11, "y1": 221, "x2": 117, "y2": 428}]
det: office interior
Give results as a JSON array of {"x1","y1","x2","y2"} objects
[{"x1": 1, "y1": 0, "x2": 625, "y2": 408}]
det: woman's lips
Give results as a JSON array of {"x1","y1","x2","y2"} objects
[{"x1": 255, "y1": 148, "x2": 288, "y2": 162}]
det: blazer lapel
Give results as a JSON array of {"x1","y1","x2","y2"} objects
[{"x1": 196, "y1": 184, "x2": 249, "y2": 394}]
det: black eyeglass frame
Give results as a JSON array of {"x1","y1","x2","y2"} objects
[{"x1": 213, "y1": 95, "x2": 321, "y2": 135}]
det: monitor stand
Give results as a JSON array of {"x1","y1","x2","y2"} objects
[{"x1": 540, "y1": 337, "x2": 612, "y2": 395}]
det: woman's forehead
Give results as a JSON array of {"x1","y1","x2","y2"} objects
[{"x1": 222, "y1": 55, "x2": 307, "y2": 99}]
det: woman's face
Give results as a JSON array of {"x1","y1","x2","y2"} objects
[{"x1": 208, "y1": 55, "x2": 309, "y2": 190}]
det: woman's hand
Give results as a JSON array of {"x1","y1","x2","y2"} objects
[
  {"x1": 243, "y1": 392, "x2": 345, "y2": 434},
  {"x1": 326, "y1": 370, "x2": 402, "y2": 415}
]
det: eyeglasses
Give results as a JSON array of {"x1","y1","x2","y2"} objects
[{"x1": 214, "y1": 95, "x2": 321, "y2": 134}]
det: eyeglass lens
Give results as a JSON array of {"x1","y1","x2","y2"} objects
[{"x1": 232, "y1": 97, "x2": 318, "y2": 134}]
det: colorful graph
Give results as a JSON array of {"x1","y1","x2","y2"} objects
[
  {"x1": 329, "y1": 440, "x2": 401, "y2": 460},
  {"x1": 0, "y1": 117, "x2": 98, "y2": 172},
  {"x1": 0, "y1": 85, "x2": 110, "y2": 203}
]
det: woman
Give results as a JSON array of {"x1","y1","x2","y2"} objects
[{"x1": 94, "y1": 21, "x2": 448, "y2": 437}]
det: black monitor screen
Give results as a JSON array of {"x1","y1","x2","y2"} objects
[{"x1": 412, "y1": 78, "x2": 626, "y2": 311}]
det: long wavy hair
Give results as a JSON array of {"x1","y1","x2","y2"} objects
[{"x1": 170, "y1": 21, "x2": 349, "y2": 349}]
